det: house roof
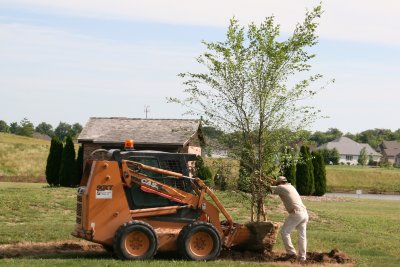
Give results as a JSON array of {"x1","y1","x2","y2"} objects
[
  {"x1": 317, "y1": 136, "x2": 381, "y2": 156},
  {"x1": 380, "y1": 140, "x2": 400, "y2": 157},
  {"x1": 78, "y1": 117, "x2": 201, "y2": 146}
]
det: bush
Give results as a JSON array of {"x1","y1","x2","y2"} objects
[
  {"x1": 195, "y1": 156, "x2": 213, "y2": 186},
  {"x1": 76, "y1": 145, "x2": 84, "y2": 185},
  {"x1": 296, "y1": 146, "x2": 314, "y2": 195},
  {"x1": 319, "y1": 148, "x2": 340, "y2": 165},
  {"x1": 312, "y1": 151, "x2": 326, "y2": 196},
  {"x1": 45, "y1": 137, "x2": 63, "y2": 186},
  {"x1": 214, "y1": 173, "x2": 227, "y2": 191},
  {"x1": 0, "y1": 120, "x2": 9, "y2": 133},
  {"x1": 280, "y1": 149, "x2": 296, "y2": 186},
  {"x1": 237, "y1": 167, "x2": 251, "y2": 193},
  {"x1": 59, "y1": 136, "x2": 77, "y2": 187}
]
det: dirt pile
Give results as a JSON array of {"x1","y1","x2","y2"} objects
[
  {"x1": 238, "y1": 221, "x2": 280, "y2": 252},
  {"x1": 220, "y1": 249, "x2": 353, "y2": 264}
]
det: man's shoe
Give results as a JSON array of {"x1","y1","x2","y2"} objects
[
  {"x1": 298, "y1": 258, "x2": 307, "y2": 265},
  {"x1": 281, "y1": 253, "x2": 297, "y2": 261}
]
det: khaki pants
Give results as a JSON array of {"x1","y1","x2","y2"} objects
[{"x1": 281, "y1": 211, "x2": 309, "y2": 260}]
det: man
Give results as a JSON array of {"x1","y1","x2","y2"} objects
[{"x1": 269, "y1": 176, "x2": 309, "y2": 262}]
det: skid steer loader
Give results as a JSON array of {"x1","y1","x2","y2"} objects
[{"x1": 72, "y1": 143, "x2": 277, "y2": 261}]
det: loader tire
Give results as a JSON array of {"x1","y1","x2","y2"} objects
[
  {"x1": 177, "y1": 221, "x2": 221, "y2": 261},
  {"x1": 113, "y1": 220, "x2": 158, "y2": 260}
]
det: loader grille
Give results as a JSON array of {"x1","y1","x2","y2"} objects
[{"x1": 76, "y1": 187, "x2": 86, "y2": 225}]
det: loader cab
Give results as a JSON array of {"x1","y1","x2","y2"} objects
[{"x1": 112, "y1": 150, "x2": 197, "y2": 210}]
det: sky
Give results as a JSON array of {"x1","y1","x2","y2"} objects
[{"x1": 1, "y1": 0, "x2": 399, "y2": 134}]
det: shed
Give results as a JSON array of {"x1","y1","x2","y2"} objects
[{"x1": 78, "y1": 117, "x2": 203, "y2": 162}]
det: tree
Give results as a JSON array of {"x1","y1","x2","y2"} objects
[
  {"x1": 195, "y1": 156, "x2": 213, "y2": 186},
  {"x1": 9, "y1": 122, "x2": 19, "y2": 134},
  {"x1": 0, "y1": 120, "x2": 9, "y2": 133},
  {"x1": 280, "y1": 148, "x2": 296, "y2": 186},
  {"x1": 54, "y1": 122, "x2": 72, "y2": 141},
  {"x1": 59, "y1": 136, "x2": 77, "y2": 187},
  {"x1": 16, "y1": 118, "x2": 34, "y2": 137},
  {"x1": 309, "y1": 128, "x2": 343, "y2": 146},
  {"x1": 296, "y1": 146, "x2": 313, "y2": 195},
  {"x1": 358, "y1": 147, "x2": 368, "y2": 166},
  {"x1": 319, "y1": 148, "x2": 340, "y2": 165},
  {"x1": 171, "y1": 6, "x2": 327, "y2": 221},
  {"x1": 76, "y1": 145, "x2": 84, "y2": 186},
  {"x1": 312, "y1": 151, "x2": 326, "y2": 196},
  {"x1": 35, "y1": 122, "x2": 54, "y2": 136},
  {"x1": 45, "y1": 137, "x2": 63, "y2": 186},
  {"x1": 71, "y1": 123, "x2": 83, "y2": 138}
]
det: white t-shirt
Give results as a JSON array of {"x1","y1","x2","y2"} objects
[{"x1": 271, "y1": 183, "x2": 307, "y2": 213}]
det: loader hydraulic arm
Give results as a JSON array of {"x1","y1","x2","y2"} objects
[{"x1": 120, "y1": 160, "x2": 234, "y2": 230}]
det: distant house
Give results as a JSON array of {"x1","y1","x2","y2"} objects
[
  {"x1": 317, "y1": 136, "x2": 381, "y2": 165},
  {"x1": 78, "y1": 117, "x2": 203, "y2": 162},
  {"x1": 377, "y1": 140, "x2": 400, "y2": 166}
]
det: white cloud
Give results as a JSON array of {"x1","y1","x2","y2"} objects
[{"x1": 3, "y1": 0, "x2": 400, "y2": 45}]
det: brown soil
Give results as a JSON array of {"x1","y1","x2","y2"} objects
[
  {"x1": 232, "y1": 221, "x2": 280, "y2": 252},
  {"x1": 0, "y1": 241, "x2": 104, "y2": 258},
  {"x1": 221, "y1": 249, "x2": 353, "y2": 265},
  {"x1": 0, "y1": 241, "x2": 353, "y2": 265},
  {"x1": 0, "y1": 176, "x2": 46, "y2": 183}
]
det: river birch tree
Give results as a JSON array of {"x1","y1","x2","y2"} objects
[{"x1": 170, "y1": 5, "x2": 330, "y2": 221}]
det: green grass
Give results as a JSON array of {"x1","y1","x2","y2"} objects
[
  {"x1": 1, "y1": 182, "x2": 400, "y2": 266},
  {"x1": 0, "y1": 133, "x2": 50, "y2": 178},
  {"x1": 326, "y1": 165, "x2": 400, "y2": 193}
]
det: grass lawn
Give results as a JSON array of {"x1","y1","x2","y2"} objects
[
  {"x1": 0, "y1": 133, "x2": 50, "y2": 178},
  {"x1": 1, "y1": 182, "x2": 399, "y2": 266},
  {"x1": 326, "y1": 165, "x2": 400, "y2": 193}
]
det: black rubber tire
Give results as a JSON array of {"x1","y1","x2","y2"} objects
[
  {"x1": 177, "y1": 221, "x2": 221, "y2": 261},
  {"x1": 113, "y1": 220, "x2": 158, "y2": 260}
]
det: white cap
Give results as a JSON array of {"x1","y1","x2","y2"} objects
[{"x1": 276, "y1": 176, "x2": 287, "y2": 183}]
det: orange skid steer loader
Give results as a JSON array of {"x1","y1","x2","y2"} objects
[{"x1": 72, "y1": 147, "x2": 276, "y2": 260}]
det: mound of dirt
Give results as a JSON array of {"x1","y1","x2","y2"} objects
[
  {"x1": 220, "y1": 249, "x2": 353, "y2": 264},
  {"x1": 239, "y1": 221, "x2": 280, "y2": 252}
]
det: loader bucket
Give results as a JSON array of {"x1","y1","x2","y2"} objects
[{"x1": 230, "y1": 221, "x2": 280, "y2": 252}]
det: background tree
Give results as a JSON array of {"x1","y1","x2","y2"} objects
[
  {"x1": 9, "y1": 122, "x2": 19, "y2": 134},
  {"x1": 280, "y1": 148, "x2": 297, "y2": 186},
  {"x1": 312, "y1": 151, "x2": 326, "y2": 196},
  {"x1": 76, "y1": 145, "x2": 84, "y2": 186},
  {"x1": 296, "y1": 146, "x2": 314, "y2": 195},
  {"x1": 16, "y1": 118, "x2": 34, "y2": 137},
  {"x1": 54, "y1": 122, "x2": 72, "y2": 141},
  {"x1": 45, "y1": 137, "x2": 63, "y2": 186},
  {"x1": 309, "y1": 128, "x2": 343, "y2": 146},
  {"x1": 195, "y1": 156, "x2": 213, "y2": 186},
  {"x1": 0, "y1": 120, "x2": 9, "y2": 133},
  {"x1": 71, "y1": 123, "x2": 83, "y2": 138},
  {"x1": 319, "y1": 148, "x2": 340, "y2": 165},
  {"x1": 171, "y1": 6, "x2": 327, "y2": 221},
  {"x1": 35, "y1": 122, "x2": 54, "y2": 136},
  {"x1": 358, "y1": 147, "x2": 368, "y2": 166},
  {"x1": 59, "y1": 136, "x2": 77, "y2": 187}
]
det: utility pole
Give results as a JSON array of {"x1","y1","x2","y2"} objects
[{"x1": 144, "y1": 105, "x2": 150, "y2": 119}]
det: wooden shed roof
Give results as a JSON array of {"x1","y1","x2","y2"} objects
[{"x1": 78, "y1": 117, "x2": 201, "y2": 146}]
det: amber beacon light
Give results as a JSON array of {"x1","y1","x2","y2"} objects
[{"x1": 124, "y1": 139, "x2": 134, "y2": 149}]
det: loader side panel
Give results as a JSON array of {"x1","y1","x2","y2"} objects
[{"x1": 79, "y1": 161, "x2": 131, "y2": 245}]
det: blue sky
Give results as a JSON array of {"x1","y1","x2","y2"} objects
[{"x1": 1, "y1": 0, "x2": 399, "y2": 134}]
